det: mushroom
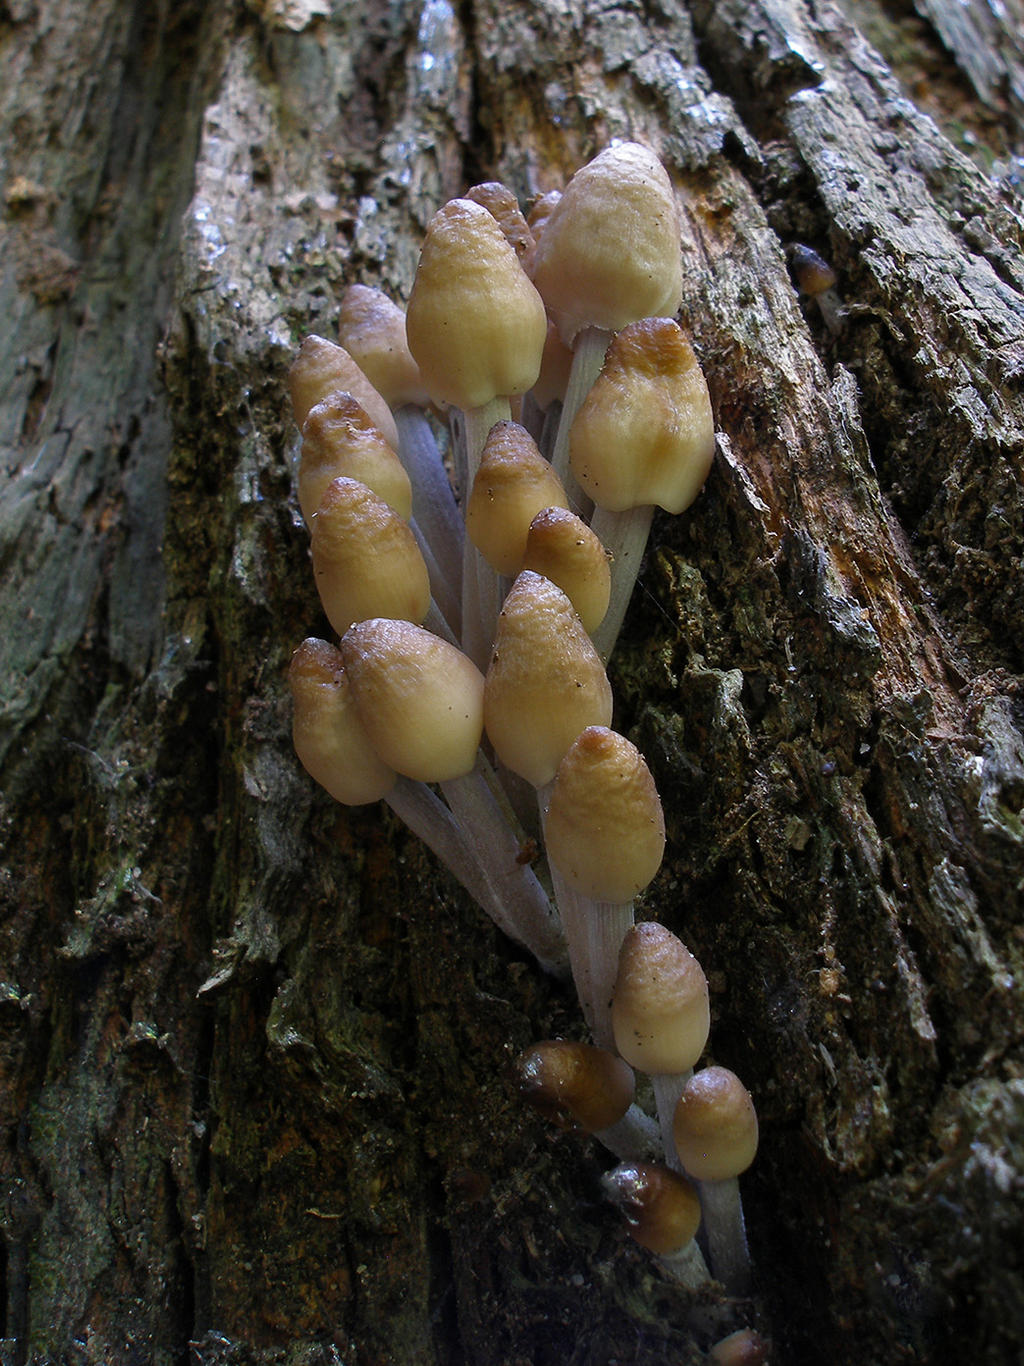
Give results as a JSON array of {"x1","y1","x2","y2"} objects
[
  {"x1": 516, "y1": 1039, "x2": 658, "y2": 1159},
  {"x1": 521, "y1": 507, "x2": 610, "y2": 637},
  {"x1": 673, "y1": 1065, "x2": 758, "y2": 1293},
  {"x1": 298, "y1": 392, "x2": 413, "y2": 526},
  {"x1": 601, "y1": 1161, "x2": 709, "y2": 1288},
  {"x1": 790, "y1": 242, "x2": 845, "y2": 336},
  {"x1": 288, "y1": 334, "x2": 399, "y2": 449},
  {"x1": 337, "y1": 283, "x2": 429, "y2": 408}
]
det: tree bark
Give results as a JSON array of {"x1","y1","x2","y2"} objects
[{"x1": 2, "y1": 0, "x2": 1023, "y2": 1363}]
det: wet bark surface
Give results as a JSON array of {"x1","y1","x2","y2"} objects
[{"x1": 2, "y1": 0, "x2": 1023, "y2": 1362}]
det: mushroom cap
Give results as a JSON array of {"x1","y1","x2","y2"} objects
[
  {"x1": 406, "y1": 198, "x2": 548, "y2": 410},
  {"x1": 288, "y1": 638, "x2": 396, "y2": 806},
  {"x1": 612, "y1": 922, "x2": 710, "y2": 1074},
  {"x1": 602, "y1": 1161, "x2": 701, "y2": 1256},
  {"x1": 288, "y1": 335, "x2": 399, "y2": 448},
  {"x1": 517, "y1": 1040, "x2": 634, "y2": 1133},
  {"x1": 544, "y1": 728, "x2": 664, "y2": 903},
  {"x1": 337, "y1": 284, "x2": 429, "y2": 408},
  {"x1": 521, "y1": 507, "x2": 611, "y2": 635},
  {"x1": 483, "y1": 571, "x2": 612, "y2": 788},
  {"x1": 299, "y1": 393, "x2": 413, "y2": 525},
  {"x1": 340, "y1": 619, "x2": 484, "y2": 783},
  {"x1": 464, "y1": 181, "x2": 535, "y2": 261},
  {"x1": 465, "y1": 421, "x2": 569, "y2": 575},
  {"x1": 672, "y1": 1066, "x2": 759, "y2": 1181},
  {"x1": 310, "y1": 478, "x2": 431, "y2": 636},
  {"x1": 569, "y1": 317, "x2": 715, "y2": 514},
  {"x1": 529, "y1": 143, "x2": 683, "y2": 345}
]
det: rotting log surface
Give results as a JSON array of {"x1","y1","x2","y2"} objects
[{"x1": 1, "y1": 0, "x2": 1023, "y2": 1362}]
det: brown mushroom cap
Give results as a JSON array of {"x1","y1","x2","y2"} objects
[
  {"x1": 612, "y1": 923, "x2": 710, "y2": 1074},
  {"x1": 465, "y1": 421, "x2": 569, "y2": 575},
  {"x1": 672, "y1": 1066, "x2": 759, "y2": 1181},
  {"x1": 529, "y1": 143, "x2": 683, "y2": 345},
  {"x1": 602, "y1": 1161, "x2": 701, "y2": 1256},
  {"x1": 483, "y1": 571, "x2": 612, "y2": 787},
  {"x1": 337, "y1": 284, "x2": 429, "y2": 408},
  {"x1": 544, "y1": 728, "x2": 665, "y2": 904},
  {"x1": 517, "y1": 1040, "x2": 635, "y2": 1132},
  {"x1": 299, "y1": 393, "x2": 413, "y2": 525},
  {"x1": 340, "y1": 619, "x2": 484, "y2": 782},
  {"x1": 288, "y1": 638, "x2": 396, "y2": 806},
  {"x1": 288, "y1": 335, "x2": 399, "y2": 448},
  {"x1": 406, "y1": 198, "x2": 547, "y2": 410},
  {"x1": 569, "y1": 317, "x2": 715, "y2": 514}
]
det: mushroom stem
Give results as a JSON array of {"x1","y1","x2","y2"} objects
[
  {"x1": 651, "y1": 1070, "x2": 692, "y2": 1173},
  {"x1": 697, "y1": 1177, "x2": 751, "y2": 1295},
  {"x1": 548, "y1": 326, "x2": 610, "y2": 490},
  {"x1": 588, "y1": 502, "x2": 655, "y2": 660},
  {"x1": 411, "y1": 521, "x2": 460, "y2": 637},
  {"x1": 594, "y1": 1104, "x2": 662, "y2": 1161},
  {"x1": 393, "y1": 404, "x2": 464, "y2": 596},
  {"x1": 441, "y1": 756, "x2": 567, "y2": 975},
  {"x1": 461, "y1": 397, "x2": 512, "y2": 666}
]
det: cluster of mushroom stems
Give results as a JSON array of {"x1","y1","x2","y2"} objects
[{"x1": 285, "y1": 144, "x2": 759, "y2": 1309}]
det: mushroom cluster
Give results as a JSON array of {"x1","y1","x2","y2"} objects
[{"x1": 282, "y1": 144, "x2": 757, "y2": 1310}]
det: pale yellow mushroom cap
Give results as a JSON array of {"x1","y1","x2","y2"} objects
[
  {"x1": 340, "y1": 619, "x2": 484, "y2": 782},
  {"x1": 544, "y1": 728, "x2": 664, "y2": 904},
  {"x1": 602, "y1": 1161, "x2": 702, "y2": 1256},
  {"x1": 464, "y1": 181, "x2": 535, "y2": 261},
  {"x1": 483, "y1": 571, "x2": 612, "y2": 788},
  {"x1": 529, "y1": 143, "x2": 683, "y2": 345},
  {"x1": 299, "y1": 393, "x2": 413, "y2": 525},
  {"x1": 569, "y1": 317, "x2": 715, "y2": 514},
  {"x1": 521, "y1": 508, "x2": 611, "y2": 635},
  {"x1": 288, "y1": 638, "x2": 396, "y2": 806},
  {"x1": 337, "y1": 284, "x2": 429, "y2": 408},
  {"x1": 673, "y1": 1066, "x2": 759, "y2": 1181},
  {"x1": 465, "y1": 421, "x2": 569, "y2": 575},
  {"x1": 406, "y1": 198, "x2": 548, "y2": 410},
  {"x1": 288, "y1": 335, "x2": 399, "y2": 448},
  {"x1": 310, "y1": 478, "x2": 431, "y2": 636},
  {"x1": 517, "y1": 1040, "x2": 635, "y2": 1133},
  {"x1": 612, "y1": 922, "x2": 710, "y2": 1074}
]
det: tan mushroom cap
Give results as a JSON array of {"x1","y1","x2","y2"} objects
[
  {"x1": 299, "y1": 393, "x2": 413, "y2": 525},
  {"x1": 544, "y1": 728, "x2": 664, "y2": 904},
  {"x1": 529, "y1": 142, "x2": 683, "y2": 345},
  {"x1": 288, "y1": 639, "x2": 396, "y2": 806},
  {"x1": 483, "y1": 571, "x2": 612, "y2": 788},
  {"x1": 517, "y1": 1040, "x2": 634, "y2": 1133},
  {"x1": 288, "y1": 335, "x2": 399, "y2": 448},
  {"x1": 465, "y1": 421, "x2": 569, "y2": 575},
  {"x1": 340, "y1": 619, "x2": 484, "y2": 782},
  {"x1": 612, "y1": 922, "x2": 710, "y2": 1074},
  {"x1": 310, "y1": 478, "x2": 431, "y2": 636},
  {"x1": 569, "y1": 317, "x2": 715, "y2": 514},
  {"x1": 522, "y1": 507, "x2": 611, "y2": 637},
  {"x1": 464, "y1": 181, "x2": 535, "y2": 261},
  {"x1": 406, "y1": 198, "x2": 548, "y2": 410},
  {"x1": 672, "y1": 1066, "x2": 759, "y2": 1181},
  {"x1": 602, "y1": 1161, "x2": 702, "y2": 1256},
  {"x1": 337, "y1": 284, "x2": 429, "y2": 408}
]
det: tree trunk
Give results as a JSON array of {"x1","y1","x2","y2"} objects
[{"x1": 2, "y1": 0, "x2": 1022, "y2": 1362}]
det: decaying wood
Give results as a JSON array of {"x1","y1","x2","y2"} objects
[{"x1": 2, "y1": 0, "x2": 1022, "y2": 1362}]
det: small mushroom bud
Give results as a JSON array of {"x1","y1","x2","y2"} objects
[
  {"x1": 310, "y1": 478, "x2": 431, "y2": 636},
  {"x1": 340, "y1": 619, "x2": 484, "y2": 783},
  {"x1": 602, "y1": 1161, "x2": 708, "y2": 1288},
  {"x1": 672, "y1": 1066, "x2": 758, "y2": 1182},
  {"x1": 288, "y1": 335, "x2": 399, "y2": 448},
  {"x1": 337, "y1": 284, "x2": 429, "y2": 408},
  {"x1": 288, "y1": 639, "x2": 396, "y2": 805},
  {"x1": 517, "y1": 1040, "x2": 634, "y2": 1133},
  {"x1": 299, "y1": 393, "x2": 413, "y2": 525},
  {"x1": 405, "y1": 198, "x2": 548, "y2": 412},
  {"x1": 465, "y1": 421, "x2": 569, "y2": 575},
  {"x1": 612, "y1": 923, "x2": 710, "y2": 1076}
]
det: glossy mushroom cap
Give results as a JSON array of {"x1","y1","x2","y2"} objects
[
  {"x1": 483, "y1": 571, "x2": 612, "y2": 787},
  {"x1": 465, "y1": 420, "x2": 569, "y2": 575},
  {"x1": 612, "y1": 923, "x2": 710, "y2": 1075},
  {"x1": 287, "y1": 334, "x2": 399, "y2": 448},
  {"x1": 521, "y1": 508, "x2": 610, "y2": 635},
  {"x1": 517, "y1": 1040, "x2": 634, "y2": 1133},
  {"x1": 340, "y1": 619, "x2": 484, "y2": 783},
  {"x1": 405, "y1": 198, "x2": 547, "y2": 410},
  {"x1": 602, "y1": 1161, "x2": 701, "y2": 1256},
  {"x1": 529, "y1": 143, "x2": 683, "y2": 345},
  {"x1": 544, "y1": 728, "x2": 664, "y2": 903},
  {"x1": 672, "y1": 1066, "x2": 759, "y2": 1181},
  {"x1": 569, "y1": 317, "x2": 715, "y2": 514},
  {"x1": 299, "y1": 393, "x2": 413, "y2": 525},
  {"x1": 337, "y1": 284, "x2": 429, "y2": 408},
  {"x1": 310, "y1": 478, "x2": 430, "y2": 636},
  {"x1": 288, "y1": 639, "x2": 396, "y2": 805}
]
